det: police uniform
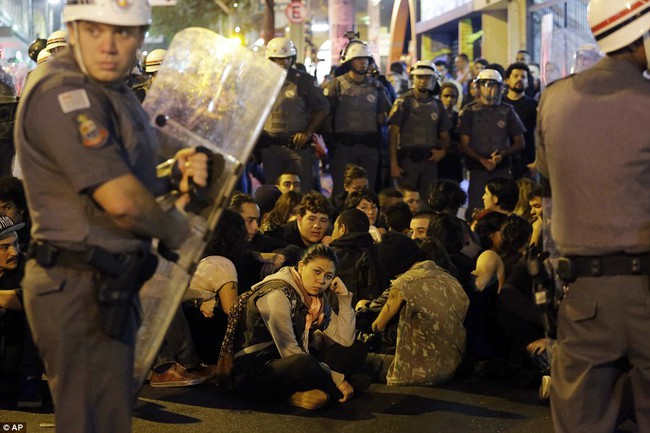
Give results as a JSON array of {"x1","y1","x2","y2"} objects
[
  {"x1": 259, "y1": 68, "x2": 329, "y2": 192},
  {"x1": 456, "y1": 100, "x2": 525, "y2": 211},
  {"x1": 388, "y1": 89, "x2": 452, "y2": 198},
  {"x1": 325, "y1": 73, "x2": 390, "y2": 195},
  {"x1": 15, "y1": 49, "x2": 164, "y2": 432},
  {"x1": 536, "y1": 56, "x2": 650, "y2": 432}
]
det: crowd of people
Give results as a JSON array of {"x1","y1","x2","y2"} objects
[{"x1": 0, "y1": 1, "x2": 647, "y2": 433}]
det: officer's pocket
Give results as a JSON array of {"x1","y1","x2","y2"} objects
[
  {"x1": 563, "y1": 295, "x2": 597, "y2": 322},
  {"x1": 23, "y1": 259, "x2": 67, "y2": 296}
]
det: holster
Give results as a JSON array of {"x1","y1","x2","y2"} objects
[
  {"x1": 96, "y1": 250, "x2": 158, "y2": 339},
  {"x1": 28, "y1": 242, "x2": 159, "y2": 339}
]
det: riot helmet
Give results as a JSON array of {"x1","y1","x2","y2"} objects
[
  {"x1": 265, "y1": 37, "x2": 296, "y2": 70},
  {"x1": 37, "y1": 49, "x2": 52, "y2": 65},
  {"x1": 145, "y1": 49, "x2": 167, "y2": 74},
  {"x1": 337, "y1": 39, "x2": 374, "y2": 76},
  {"x1": 265, "y1": 37, "x2": 297, "y2": 59},
  {"x1": 28, "y1": 38, "x2": 47, "y2": 63},
  {"x1": 474, "y1": 69, "x2": 505, "y2": 106},
  {"x1": 63, "y1": 0, "x2": 152, "y2": 27},
  {"x1": 46, "y1": 30, "x2": 68, "y2": 54},
  {"x1": 588, "y1": 0, "x2": 650, "y2": 70},
  {"x1": 409, "y1": 60, "x2": 441, "y2": 94}
]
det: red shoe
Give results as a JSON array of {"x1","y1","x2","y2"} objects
[{"x1": 149, "y1": 363, "x2": 214, "y2": 388}]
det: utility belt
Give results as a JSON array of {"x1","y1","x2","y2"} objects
[
  {"x1": 557, "y1": 252, "x2": 650, "y2": 283},
  {"x1": 28, "y1": 242, "x2": 132, "y2": 277},
  {"x1": 398, "y1": 146, "x2": 435, "y2": 163},
  {"x1": 27, "y1": 242, "x2": 158, "y2": 338},
  {"x1": 334, "y1": 132, "x2": 380, "y2": 147},
  {"x1": 258, "y1": 133, "x2": 300, "y2": 150}
]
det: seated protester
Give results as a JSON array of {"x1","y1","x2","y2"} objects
[
  {"x1": 229, "y1": 192, "x2": 285, "y2": 253},
  {"x1": 229, "y1": 192, "x2": 300, "y2": 279},
  {"x1": 464, "y1": 211, "x2": 508, "y2": 367},
  {"x1": 528, "y1": 185, "x2": 557, "y2": 252},
  {"x1": 498, "y1": 214, "x2": 532, "y2": 277},
  {"x1": 356, "y1": 232, "x2": 424, "y2": 354},
  {"x1": 260, "y1": 190, "x2": 303, "y2": 237},
  {"x1": 384, "y1": 201, "x2": 412, "y2": 236},
  {"x1": 254, "y1": 184, "x2": 282, "y2": 228},
  {"x1": 183, "y1": 210, "x2": 247, "y2": 364},
  {"x1": 268, "y1": 191, "x2": 333, "y2": 249},
  {"x1": 0, "y1": 177, "x2": 31, "y2": 251},
  {"x1": 342, "y1": 188, "x2": 386, "y2": 243},
  {"x1": 409, "y1": 209, "x2": 433, "y2": 240},
  {"x1": 370, "y1": 236, "x2": 469, "y2": 386},
  {"x1": 376, "y1": 187, "x2": 404, "y2": 229},
  {"x1": 415, "y1": 236, "x2": 457, "y2": 277},
  {"x1": 513, "y1": 177, "x2": 536, "y2": 221},
  {"x1": 329, "y1": 164, "x2": 368, "y2": 219},
  {"x1": 482, "y1": 177, "x2": 519, "y2": 215},
  {"x1": 0, "y1": 216, "x2": 45, "y2": 407},
  {"x1": 231, "y1": 245, "x2": 363, "y2": 410},
  {"x1": 329, "y1": 209, "x2": 381, "y2": 314},
  {"x1": 397, "y1": 183, "x2": 422, "y2": 215},
  {"x1": 378, "y1": 187, "x2": 404, "y2": 209},
  {"x1": 497, "y1": 256, "x2": 549, "y2": 388},
  {"x1": 427, "y1": 179, "x2": 480, "y2": 260},
  {"x1": 473, "y1": 212, "x2": 507, "y2": 292},
  {"x1": 275, "y1": 171, "x2": 302, "y2": 195},
  {"x1": 149, "y1": 307, "x2": 217, "y2": 388},
  {"x1": 427, "y1": 212, "x2": 474, "y2": 291}
]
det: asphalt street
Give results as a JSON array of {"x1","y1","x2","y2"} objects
[{"x1": 0, "y1": 377, "x2": 641, "y2": 433}]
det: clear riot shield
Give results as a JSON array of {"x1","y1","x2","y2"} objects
[{"x1": 134, "y1": 27, "x2": 286, "y2": 395}]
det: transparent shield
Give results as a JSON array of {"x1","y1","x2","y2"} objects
[{"x1": 134, "y1": 27, "x2": 286, "y2": 395}]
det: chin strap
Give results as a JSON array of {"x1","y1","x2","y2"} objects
[{"x1": 70, "y1": 22, "x2": 90, "y2": 77}]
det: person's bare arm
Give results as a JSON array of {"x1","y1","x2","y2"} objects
[
  {"x1": 92, "y1": 174, "x2": 189, "y2": 249},
  {"x1": 0, "y1": 290, "x2": 22, "y2": 310},
  {"x1": 371, "y1": 285, "x2": 404, "y2": 332}
]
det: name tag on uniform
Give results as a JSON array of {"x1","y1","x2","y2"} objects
[{"x1": 58, "y1": 89, "x2": 91, "y2": 114}]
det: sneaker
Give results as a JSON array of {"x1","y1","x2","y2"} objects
[
  {"x1": 288, "y1": 389, "x2": 329, "y2": 410},
  {"x1": 539, "y1": 375, "x2": 551, "y2": 401},
  {"x1": 17, "y1": 378, "x2": 42, "y2": 409},
  {"x1": 149, "y1": 363, "x2": 214, "y2": 388}
]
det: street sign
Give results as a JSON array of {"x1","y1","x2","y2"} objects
[{"x1": 285, "y1": 0, "x2": 308, "y2": 24}]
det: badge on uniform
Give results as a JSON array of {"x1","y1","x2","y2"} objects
[
  {"x1": 497, "y1": 120, "x2": 506, "y2": 129},
  {"x1": 366, "y1": 94, "x2": 376, "y2": 103},
  {"x1": 75, "y1": 114, "x2": 109, "y2": 148}
]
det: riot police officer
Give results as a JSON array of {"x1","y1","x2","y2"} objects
[
  {"x1": 388, "y1": 60, "x2": 451, "y2": 199},
  {"x1": 14, "y1": 1, "x2": 208, "y2": 431},
  {"x1": 259, "y1": 37, "x2": 329, "y2": 193},
  {"x1": 324, "y1": 39, "x2": 391, "y2": 195}
]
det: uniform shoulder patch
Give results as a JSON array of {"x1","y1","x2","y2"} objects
[
  {"x1": 75, "y1": 114, "x2": 109, "y2": 148},
  {"x1": 57, "y1": 89, "x2": 91, "y2": 114}
]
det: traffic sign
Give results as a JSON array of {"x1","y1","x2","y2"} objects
[{"x1": 285, "y1": 0, "x2": 308, "y2": 24}]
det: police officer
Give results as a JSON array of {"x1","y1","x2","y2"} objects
[
  {"x1": 14, "y1": 1, "x2": 208, "y2": 432},
  {"x1": 457, "y1": 68, "x2": 525, "y2": 213},
  {"x1": 388, "y1": 61, "x2": 451, "y2": 199},
  {"x1": 325, "y1": 40, "x2": 391, "y2": 195},
  {"x1": 132, "y1": 48, "x2": 166, "y2": 102},
  {"x1": 536, "y1": 0, "x2": 650, "y2": 431},
  {"x1": 45, "y1": 29, "x2": 68, "y2": 56},
  {"x1": 259, "y1": 37, "x2": 329, "y2": 193}
]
